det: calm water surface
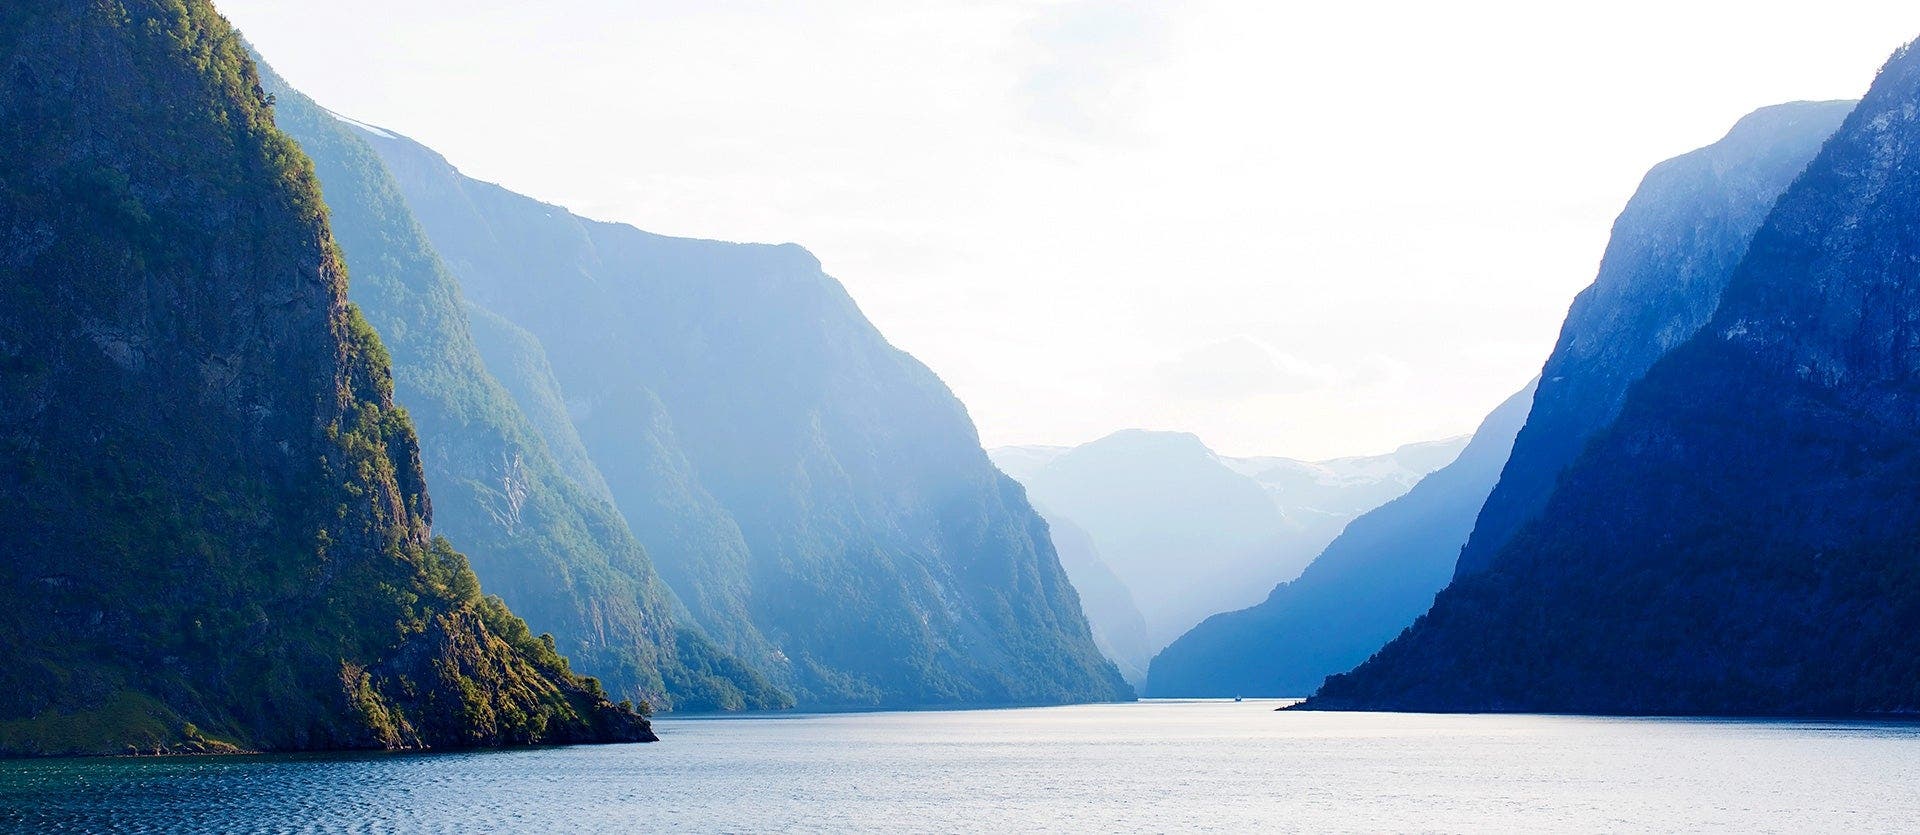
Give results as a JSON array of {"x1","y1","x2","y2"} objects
[{"x1": 4, "y1": 699, "x2": 1919, "y2": 833}]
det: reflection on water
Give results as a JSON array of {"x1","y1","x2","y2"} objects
[{"x1": 4, "y1": 699, "x2": 1919, "y2": 832}]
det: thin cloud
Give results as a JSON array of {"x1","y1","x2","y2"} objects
[
  {"x1": 1016, "y1": 0, "x2": 1180, "y2": 143},
  {"x1": 1157, "y1": 335, "x2": 1344, "y2": 401}
]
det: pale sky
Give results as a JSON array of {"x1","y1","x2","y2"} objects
[{"x1": 221, "y1": 1, "x2": 1920, "y2": 459}]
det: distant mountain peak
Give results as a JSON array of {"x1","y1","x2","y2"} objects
[
  {"x1": 1083, "y1": 428, "x2": 1214, "y2": 454},
  {"x1": 991, "y1": 426, "x2": 1465, "y2": 658},
  {"x1": 1146, "y1": 383, "x2": 1533, "y2": 698},
  {"x1": 361, "y1": 119, "x2": 1130, "y2": 708}
]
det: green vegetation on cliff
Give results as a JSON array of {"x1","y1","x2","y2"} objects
[
  {"x1": 0, "y1": 0, "x2": 649, "y2": 754},
  {"x1": 360, "y1": 125, "x2": 1130, "y2": 708},
  {"x1": 258, "y1": 57, "x2": 787, "y2": 713}
]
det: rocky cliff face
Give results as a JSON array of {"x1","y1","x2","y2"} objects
[
  {"x1": 1306, "y1": 43, "x2": 1920, "y2": 714},
  {"x1": 0, "y1": 1, "x2": 648, "y2": 754},
  {"x1": 1455, "y1": 100, "x2": 1852, "y2": 576},
  {"x1": 354, "y1": 128, "x2": 1129, "y2": 708},
  {"x1": 1144, "y1": 382, "x2": 1534, "y2": 698},
  {"x1": 1147, "y1": 101, "x2": 1848, "y2": 702},
  {"x1": 259, "y1": 59, "x2": 786, "y2": 713}
]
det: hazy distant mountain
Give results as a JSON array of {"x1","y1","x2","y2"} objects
[
  {"x1": 1454, "y1": 99, "x2": 1854, "y2": 577},
  {"x1": 1307, "y1": 70, "x2": 1920, "y2": 714},
  {"x1": 261, "y1": 60, "x2": 786, "y2": 713},
  {"x1": 1153, "y1": 99, "x2": 1850, "y2": 703},
  {"x1": 0, "y1": 1, "x2": 646, "y2": 755},
  {"x1": 989, "y1": 445, "x2": 1072, "y2": 482},
  {"x1": 1145, "y1": 382, "x2": 1533, "y2": 697},
  {"x1": 1223, "y1": 437, "x2": 1469, "y2": 525},
  {"x1": 358, "y1": 127, "x2": 1130, "y2": 708},
  {"x1": 1042, "y1": 512, "x2": 1155, "y2": 686},
  {"x1": 992, "y1": 432, "x2": 1462, "y2": 648}
]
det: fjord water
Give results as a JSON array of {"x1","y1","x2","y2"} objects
[{"x1": 7, "y1": 702, "x2": 1919, "y2": 833}]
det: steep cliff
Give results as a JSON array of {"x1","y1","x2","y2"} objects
[
  {"x1": 1455, "y1": 100, "x2": 1852, "y2": 576},
  {"x1": 1308, "y1": 44, "x2": 1920, "y2": 714},
  {"x1": 355, "y1": 128, "x2": 1129, "y2": 707},
  {"x1": 1043, "y1": 512, "x2": 1154, "y2": 685},
  {"x1": 0, "y1": 1, "x2": 649, "y2": 754},
  {"x1": 259, "y1": 59, "x2": 786, "y2": 713}
]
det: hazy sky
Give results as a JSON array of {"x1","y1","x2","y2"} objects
[{"x1": 222, "y1": 1, "x2": 1920, "y2": 459}]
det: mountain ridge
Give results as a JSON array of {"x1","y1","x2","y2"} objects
[
  {"x1": 260, "y1": 58, "x2": 788, "y2": 713},
  {"x1": 0, "y1": 0, "x2": 648, "y2": 755},
  {"x1": 1306, "y1": 48, "x2": 1920, "y2": 715},
  {"x1": 1143, "y1": 382, "x2": 1533, "y2": 698},
  {"x1": 991, "y1": 430, "x2": 1465, "y2": 655},
  {"x1": 1454, "y1": 98, "x2": 1856, "y2": 577},
  {"x1": 352, "y1": 119, "x2": 1131, "y2": 708}
]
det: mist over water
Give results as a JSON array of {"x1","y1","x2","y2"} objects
[{"x1": 7, "y1": 701, "x2": 1918, "y2": 832}]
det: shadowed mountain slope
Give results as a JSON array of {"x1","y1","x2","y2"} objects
[
  {"x1": 1455, "y1": 100, "x2": 1853, "y2": 577},
  {"x1": 260, "y1": 59, "x2": 786, "y2": 713},
  {"x1": 0, "y1": 0, "x2": 648, "y2": 754},
  {"x1": 353, "y1": 127, "x2": 1129, "y2": 708},
  {"x1": 1307, "y1": 48, "x2": 1920, "y2": 715},
  {"x1": 1146, "y1": 382, "x2": 1534, "y2": 698}
]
